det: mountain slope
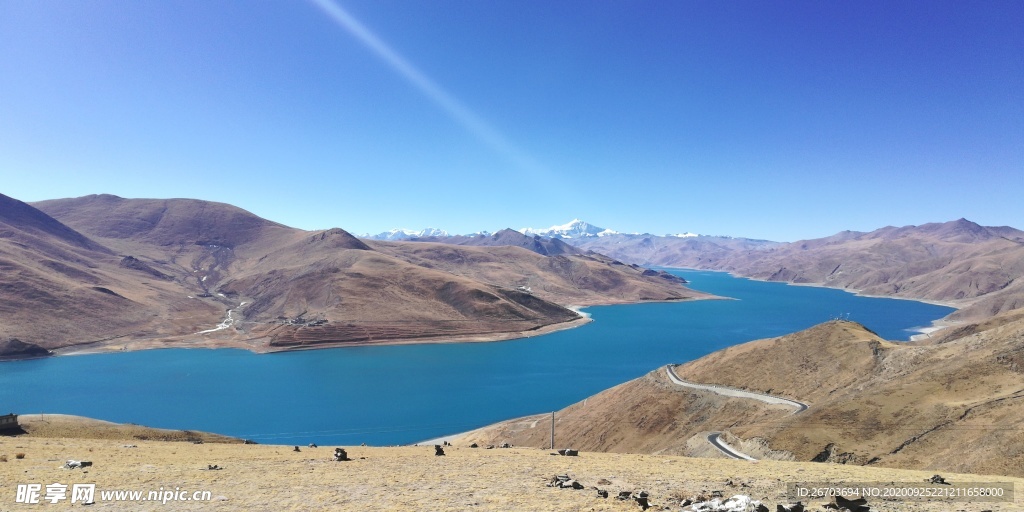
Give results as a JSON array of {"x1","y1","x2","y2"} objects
[
  {"x1": 706, "y1": 219, "x2": 1024, "y2": 321},
  {"x1": 568, "y1": 233, "x2": 781, "y2": 268},
  {"x1": 0, "y1": 193, "x2": 109, "y2": 254},
  {"x1": 0, "y1": 194, "x2": 224, "y2": 356},
  {"x1": 463, "y1": 316, "x2": 1024, "y2": 477},
  {"x1": 19, "y1": 195, "x2": 707, "y2": 353},
  {"x1": 562, "y1": 219, "x2": 1024, "y2": 322},
  {"x1": 368, "y1": 240, "x2": 705, "y2": 306}
]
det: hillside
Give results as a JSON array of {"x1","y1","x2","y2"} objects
[
  {"x1": 569, "y1": 233, "x2": 781, "y2": 269},
  {"x1": 704, "y1": 219, "x2": 1024, "y2": 321},
  {"x1": 462, "y1": 315, "x2": 1024, "y2": 478},
  {"x1": 0, "y1": 194, "x2": 226, "y2": 355},
  {"x1": 4, "y1": 194, "x2": 705, "y2": 354},
  {"x1": 558, "y1": 219, "x2": 1024, "y2": 323},
  {"x1": 368, "y1": 240, "x2": 699, "y2": 306}
]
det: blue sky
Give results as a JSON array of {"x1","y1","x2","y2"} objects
[{"x1": 1, "y1": 1, "x2": 1021, "y2": 241}]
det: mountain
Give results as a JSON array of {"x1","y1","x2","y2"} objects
[
  {"x1": 15, "y1": 194, "x2": 707, "y2": 354},
  {"x1": 558, "y1": 218, "x2": 1024, "y2": 322},
  {"x1": 703, "y1": 219, "x2": 1024, "y2": 321},
  {"x1": 404, "y1": 228, "x2": 584, "y2": 256},
  {"x1": 0, "y1": 193, "x2": 109, "y2": 253},
  {"x1": 0, "y1": 194, "x2": 227, "y2": 357},
  {"x1": 364, "y1": 227, "x2": 450, "y2": 241},
  {"x1": 567, "y1": 233, "x2": 781, "y2": 268},
  {"x1": 462, "y1": 313, "x2": 1024, "y2": 477},
  {"x1": 367, "y1": 240, "x2": 699, "y2": 308},
  {"x1": 518, "y1": 219, "x2": 618, "y2": 239}
]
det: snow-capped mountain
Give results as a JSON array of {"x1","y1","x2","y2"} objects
[
  {"x1": 364, "y1": 220, "x2": 703, "y2": 241},
  {"x1": 518, "y1": 219, "x2": 619, "y2": 239},
  {"x1": 364, "y1": 228, "x2": 449, "y2": 240}
]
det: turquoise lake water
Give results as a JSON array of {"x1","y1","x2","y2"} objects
[{"x1": 0, "y1": 270, "x2": 954, "y2": 445}]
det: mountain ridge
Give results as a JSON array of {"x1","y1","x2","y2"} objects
[{"x1": 3, "y1": 194, "x2": 706, "y2": 356}]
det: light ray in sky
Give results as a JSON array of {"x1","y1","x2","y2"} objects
[{"x1": 308, "y1": 0, "x2": 547, "y2": 178}]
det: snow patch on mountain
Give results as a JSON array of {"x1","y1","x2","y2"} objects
[
  {"x1": 518, "y1": 219, "x2": 618, "y2": 239},
  {"x1": 363, "y1": 228, "x2": 449, "y2": 240},
  {"x1": 364, "y1": 220, "x2": 704, "y2": 241}
]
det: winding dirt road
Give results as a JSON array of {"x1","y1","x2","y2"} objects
[{"x1": 665, "y1": 365, "x2": 809, "y2": 460}]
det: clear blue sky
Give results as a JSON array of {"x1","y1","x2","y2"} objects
[{"x1": 1, "y1": 1, "x2": 1021, "y2": 241}]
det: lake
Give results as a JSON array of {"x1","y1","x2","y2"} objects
[{"x1": 0, "y1": 269, "x2": 954, "y2": 445}]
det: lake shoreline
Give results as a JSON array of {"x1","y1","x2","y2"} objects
[
  {"x1": 44, "y1": 295, "x2": 719, "y2": 359},
  {"x1": 51, "y1": 314, "x2": 594, "y2": 358},
  {"x1": 656, "y1": 266, "x2": 966, "y2": 339}
]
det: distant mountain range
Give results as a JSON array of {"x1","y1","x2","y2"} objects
[
  {"x1": 365, "y1": 218, "x2": 700, "y2": 240},
  {"x1": 571, "y1": 218, "x2": 1024, "y2": 321},
  {"x1": 364, "y1": 227, "x2": 451, "y2": 241},
  {"x1": 0, "y1": 194, "x2": 707, "y2": 358},
  {"x1": 364, "y1": 217, "x2": 1024, "y2": 322},
  {"x1": 408, "y1": 228, "x2": 585, "y2": 257}
]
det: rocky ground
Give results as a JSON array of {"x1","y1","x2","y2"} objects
[{"x1": 1, "y1": 416, "x2": 1020, "y2": 511}]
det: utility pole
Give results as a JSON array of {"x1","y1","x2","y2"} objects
[{"x1": 550, "y1": 411, "x2": 555, "y2": 450}]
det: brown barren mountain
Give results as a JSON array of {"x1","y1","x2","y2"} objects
[
  {"x1": 565, "y1": 220, "x2": 1024, "y2": 323},
  {"x1": 463, "y1": 315, "x2": 1024, "y2": 478},
  {"x1": 707, "y1": 219, "x2": 1024, "y2": 322},
  {"x1": 3, "y1": 194, "x2": 706, "y2": 355},
  {"x1": 570, "y1": 233, "x2": 780, "y2": 268},
  {"x1": 0, "y1": 194, "x2": 225, "y2": 355}
]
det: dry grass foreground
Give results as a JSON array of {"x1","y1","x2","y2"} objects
[{"x1": 0, "y1": 415, "x2": 1021, "y2": 511}]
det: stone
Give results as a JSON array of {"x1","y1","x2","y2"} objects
[
  {"x1": 333, "y1": 448, "x2": 349, "y2": 461},
  {"x1": 834, "y1": 495, "x2": 869, "y2": 512},
  {"x1": 635, "y1": 490, "x2": 650, "y2": 510},
  {"x1": 689, "y1": 494, "x2": 766, "y2": 512}
]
